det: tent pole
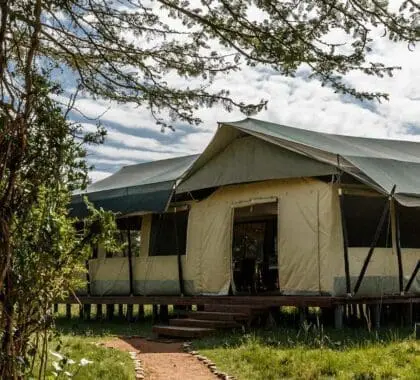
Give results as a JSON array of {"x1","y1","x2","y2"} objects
[
  {"x1": 338, "y1": 187, "x2": 352, "y2": 296},
  {"x1": 405, "y1": 260, "x2": 420, "y2": 293},
  {"x1": 174, "y1": 210, "x2": 184, "y2": 296},
  {"x1": 392, "y1": 199, "x2": 404, "y2": 295},
  {"x1": 86, "y1": 244, "x2": 97, "y2": 296},
  {"x1": 353, "y1": 186, "x2": 396, "y2": 295},
  {"x1": 85, "y1": 259, "x2": 91, "y2": 296},
  {"x1": 127, "y1": 230, "x2": 134, "y2": 296}
]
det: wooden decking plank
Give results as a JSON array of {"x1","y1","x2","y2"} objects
[
  {"x1": 188, "y1": 311, "x2": 248, "y2": 321},
  {"x1": 169, "y1": 318, "x2": 241, "y2": 329},
  {"x1": 152, "y1": 325, "x2": 215, "y2": 338},
  {"x1": 64, "y1": 294, "x2": 420, "y2": 307}
]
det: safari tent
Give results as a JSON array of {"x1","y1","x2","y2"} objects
[{"x1": 71, "y1": 118, "x2": 420, "y2": 299}]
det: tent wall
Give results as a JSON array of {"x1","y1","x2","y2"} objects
[
  {"x1": 89, "y1": 257, "x2": 130, "y2": 295},
  {"x1": 184, "y1": 178, "x2": 343, "y2": 295},
  {"x1": 333, "y1": 196, "x2": 420, "y2": 296},
  {"x1": 87, "y1": 178, "x2": 344, "y2": 296},
  {"x1": 88, "y1": 214, "x2": 194, "y2": 296},
  {"x1": 333, "y1": 248, "x2": 420, "y2": 295},
  {"x1": 85, "y1": 177, "x2": 420, "y2": 297}
]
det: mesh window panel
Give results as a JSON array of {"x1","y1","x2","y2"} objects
[
  {"x1": 398, "y1": 205, "x2": 420, "y2": 248},
  {"x1": 149, "y1": 210, "x2": 189, "y2": 256},
  {"x1": 343, "y1": 195, "x2": 391, "y2": 247}
]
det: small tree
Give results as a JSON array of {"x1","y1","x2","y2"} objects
[
  {"x1": 0, "y1": 0, "x2": 419, "y2": 378},
  {"x1": 0, "y1": 76, "x2": 119, "y2": 378}
]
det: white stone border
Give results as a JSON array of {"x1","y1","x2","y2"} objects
[
  {"x1": 129, "y1": 351, "x2": 145, "y2": 380},
  {"x1": 182, "y1": 342, "x2": 236, "y2": 380}
]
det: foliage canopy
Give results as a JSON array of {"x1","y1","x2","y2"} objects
[
  {"x1": 0, "y1": 0, "x2": 419, "y2": 378},
  {"x1": 1, "y1": 1, "x2": 419, "y2": 128}
]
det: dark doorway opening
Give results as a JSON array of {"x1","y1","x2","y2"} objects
[{"x1": 232, "y1": 202, "x2": 279, "y2": 294}]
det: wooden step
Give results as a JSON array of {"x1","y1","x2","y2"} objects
[
  {"x1": 153, "y1": 325, "x2": 215, "y2": 338},
  {"x1": 169, "y1": 318, "x2": 241, "y2": 329},
  {"x1": 188, "y1": 311, "x2": 248, "y2": 321},
  {"x1": 204, "y1": 304, "x2": 266, "y2": 314}
]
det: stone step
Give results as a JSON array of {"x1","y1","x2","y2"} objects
[
  {"x1": 188, "y1": 311, "x2": 248, "y2": 321},
  {"x1": 169, "y1": 318, "x2": 241, "y2": 329},
  {"x1": 152, "y1": 325, "x2": 215, "y2": 338}
]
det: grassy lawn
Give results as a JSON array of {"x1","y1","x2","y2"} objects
[
  {"x1": 43, "y1": 335, "x2": 134, "y2": 380},
  {"x1": 39, "y1": 306, "x2": 420, "y2": 380},
  {"x1": 36, "y1": 305, "x2": 155, "y2": 379},
  {"x1": 194, "y1": 326, "x2": 420, "y2": 380}
]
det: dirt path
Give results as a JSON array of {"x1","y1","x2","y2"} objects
[{"x1": 104, "y1": 337, "x2": 217, "y2": 380}]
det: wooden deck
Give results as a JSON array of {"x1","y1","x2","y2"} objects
[{"x1": 65, "y1": 294, "x2": 420, "y2": 307}]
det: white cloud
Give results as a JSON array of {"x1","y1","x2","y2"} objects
[
  {"x1": 88, "y1": 144, "x2": 180, "y2": 162},
  {"x1": 65, "y1": 8, "x2": 420, "y2": 181},
  {"x1": 81, "y1": 123, "x2": 185, "y2": 153}
]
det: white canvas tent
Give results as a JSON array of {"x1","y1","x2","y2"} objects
[{"x1": 74, "y1": 118, "x2": 420, "y2": 298}]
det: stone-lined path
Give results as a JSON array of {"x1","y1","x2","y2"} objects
[{"x1": 104, "y1": 337, "x2": 217, "y2": 380}]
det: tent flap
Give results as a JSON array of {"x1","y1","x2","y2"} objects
[
  {"x1": 71, "y1": 155, "x2": 198, "y2": 217},
  {"x1": 70, "y1": 180, "x2": 175, "y2": 217},
  {"x1": 178, "y1": 136, "x2": 336, "y2": 192},
  {"x1": 219, "y1": 118, "x2": 420, "y2": 207},
  {"x1": 345, "y1": 156, "x2": 420, "y2": 206}
]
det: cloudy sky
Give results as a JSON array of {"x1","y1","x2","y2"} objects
[{"x1": 71, "y1": 5, "x2": 420, "y2": 183}]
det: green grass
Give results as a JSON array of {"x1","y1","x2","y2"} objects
[
  {"x1": 194, "y1": 327, "x2": 420, "y2": 380},
  {"x1": 42, "y1": 336, "x2": 134, "y2": 380},
  {"x1": 37, "y1": 306, "x2": 420, "y2": 380},
  {"x1": 34, "y1": 306, "x2": 156, "y2": 379}
]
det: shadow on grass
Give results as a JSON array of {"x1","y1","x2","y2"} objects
[{"x1": 54, "y1": 316, "x2": 155, "y2": 338}]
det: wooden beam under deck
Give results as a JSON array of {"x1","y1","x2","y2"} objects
[{"x1": 63, "y1": 294, "x2": 420, "y2": 307}]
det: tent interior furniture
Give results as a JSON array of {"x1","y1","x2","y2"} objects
[
  {"x1": 232, "y1": 202, "x2": 279, "y2": 294},
  {"x1": 69, "y1": 118, "x2": 420, "y2": 329}
]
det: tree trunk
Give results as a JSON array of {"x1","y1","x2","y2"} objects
[{"x1": 0, "y1": 273, "x2": 17, "y2": 379}]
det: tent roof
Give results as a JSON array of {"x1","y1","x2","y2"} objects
[
  {"x1": 225, "y1": 118, "x2": 420, "y2": 162},
  {"x1": 72, "y1": 117, "x2": 420, "y2": 216},
  {"x1": 70, "y1": 154, "x2": 198, "y2": 217},
  {"x1": 182, "y1": 118, "x2": 420, "y2": 206}
]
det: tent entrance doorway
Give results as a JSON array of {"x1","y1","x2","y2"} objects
[{"x1": 232, "y1": 202, "x2": 279, "y2": 294}]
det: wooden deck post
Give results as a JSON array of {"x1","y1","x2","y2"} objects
[
  {"x1": 126, "y1": 304, "x2": 134, "y2": 322},
  {"x1": 106, "y1": 304, "x2": 115, "y2": 320},
  {"x1": 79, "y1": 304, "x2": 84, "y2": 320},
  {"x1": 118, "y1": 304, "x2": 124, "y2": 318},
  {"x1": 334, "y1": 305, "x2": 344, "y2": 329},
  {"x1": 403, "y1": 303, "x2": 413, "y2": 327},
  {"x1": 152, "y1": 304, "x2": 159, "y2": 323},
  {"x1": 137, "y1": 305, "x2": 145, "y2": 321},
  {"x1": 66, "y1": 304, "x2": 71, "y2": 319},
  {"x1": 321, "y1": 307, "x2": 334, "y2": 326},
  {"x1": 160, "y1": 305, "x2": 169, "y2": 323},
  {"x1": 96, "y1": 304, "x2": 103, "y2": 320},
  {"x1": 298, "y1": 307, "x2": 308, "y2": 325},
  {"x1": 372, "y1": 304, "x2": 381, "y2": 330},
  {"x1": 84, "y1": 304, "x2": 91, "y2": 321}
]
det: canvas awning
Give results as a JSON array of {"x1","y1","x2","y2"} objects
[
  {"x1": 71, "y1": 154, "x2": 198, "y2": 217},
  {"x1": 179, "y1": 118, "x2": 420, "y2": 207},
  {"x1": 177, "y1": 134, "x2": 337, "y2": 192}
]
